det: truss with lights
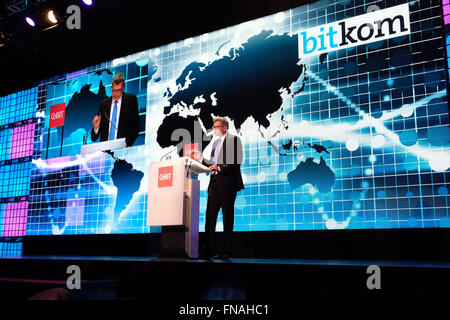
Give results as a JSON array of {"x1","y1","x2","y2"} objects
[
  {"x1": 0, "y1": 0, "x2": 93, "y2": 48},
  {"x1": 2, "y1": 0, "x2": 49, "y2": 17}
]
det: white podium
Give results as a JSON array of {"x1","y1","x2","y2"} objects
[
  {"x1": 80, "y1": 138, "x2": 127, "y2": 154},
  {"x1": 147, "y1": 157, "x2": 209, "y2": 258}
]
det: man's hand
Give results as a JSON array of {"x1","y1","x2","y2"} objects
[
  {"x1": 209, "y1": 165, "x2": 220, "y2": 172},
  {"x1": 92, "y1": 115, "x2": 101, "y2": 130}
]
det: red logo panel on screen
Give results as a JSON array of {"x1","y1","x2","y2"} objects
[{"x1": 49, "y1": 103, "x2": 66, "y2": 128}]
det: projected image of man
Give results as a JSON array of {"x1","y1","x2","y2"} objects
[{"x1": 91, "y1": 72, "x2": 140, "y2": 147}]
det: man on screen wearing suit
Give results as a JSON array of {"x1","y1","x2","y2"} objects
[
  {"x1": 91, "y1": 72, "x2": 140, "y2": 147},
  {"x1": 192, "y1": 117, "x2": 245, "y2": 260}
]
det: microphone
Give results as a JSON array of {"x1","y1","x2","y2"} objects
[
  {"x1": 160, "y1": 147, "x2": 177, "y2": 161},
  {"x1": 184, "y1": 157, "x2": 191, "y2": 177},
  {"x1": 102, "y1": 109, "x2": 120, "y2": 137}
]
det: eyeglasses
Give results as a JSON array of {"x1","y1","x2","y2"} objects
[
  {"x1": 112, "y1": 89, "x2": 123, "y2": 93},
  {"x1": 212, "y1": 125, "x2": 225, "y2": 129}
]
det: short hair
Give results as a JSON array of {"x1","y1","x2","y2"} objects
[
  {"x1": 213, "y1": 117, "x2": 229, "y2": 128},
  {"x1": 112, "y1": 72, "x2": 125, "y2": 85}
]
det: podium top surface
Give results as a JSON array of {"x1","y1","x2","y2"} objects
[
  {"x1": 80, "y1": 138, "x2": 127, "y2": 154},
  {"x1": 182, "y1": 157, "x2": 210, "y2": 174},
  {"x1": 153, "y1": 157, "x2": 210, "y2": 174}
]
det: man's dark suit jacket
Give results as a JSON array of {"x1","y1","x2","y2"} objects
[
  {"x1": 202, "y1": 132, "x2": 245, "y2": 193},
  {"x1": 91, "y1": 92, "x2": 140, "y2": 147}
]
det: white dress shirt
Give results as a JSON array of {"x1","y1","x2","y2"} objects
[
  {"x1": 199, "y1": 133, "x2": 226, "y2": 172},
  {"x1": 212, "y1": 134, "x2": 226, "y2": 172},
  {"x1": 94, "y1": 95, "x2": 122, "y2": 139},
  {"x1": 213, "y1": 134, "x2": 226, "y2": 160}
]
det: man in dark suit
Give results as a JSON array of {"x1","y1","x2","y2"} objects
[
  {"x1": 192, "y1": 117, "x2": 244, "y2": 260},
  {"x1": 91, "y1": 72, "x2": 140, "y2": 147}
]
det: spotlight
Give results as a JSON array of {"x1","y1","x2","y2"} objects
[
  {"x1": 25, "y1": 16, "x2": 36, "y2": 27},
  {"x1": 81, "y1": 0, "x2": 93, "y2": 5},
  {"x1": 47, "y1": 10, "x2": 58, "y2": 24}
]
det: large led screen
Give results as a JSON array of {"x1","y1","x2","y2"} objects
[{"x1": 0, "y1": 0, "x2": 449, "y2": 236}]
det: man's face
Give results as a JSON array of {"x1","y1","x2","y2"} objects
[
  {"x1": 112, "y1": 82, "x2": 125, "y2": 101},
  {"x1": 213, "y1": 121, "x2": 227, "y2": 136}
]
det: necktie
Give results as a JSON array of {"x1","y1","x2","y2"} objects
[
  {"x1": 212, "y1": 138, "x2": 223, "y2": 175},
  {"x1": 109, "y1": 100, "x2": 118, "y2": 141}
]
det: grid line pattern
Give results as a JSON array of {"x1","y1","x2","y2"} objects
[
  {"x1": 0, "y1": 88, "x2": 38, "y2": 240},
  {"x1": 0, "y1": 88, "x2": 37, "y2": 126},
  {"x1": 0, "y1": 240, "x2": 23, "y2": 257}
]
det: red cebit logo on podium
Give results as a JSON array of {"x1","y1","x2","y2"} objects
[
  {"x1": 158, "y1": 166, "x2": 173, "y2": 188},
  {"x1": 49, "y1": 103, "x2": 66, "y2": 128}
]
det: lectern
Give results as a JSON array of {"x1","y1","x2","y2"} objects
[
  {"x1": 80, "y1": 138, "x2": 127, "y2": 154},
  {"x1": 147, "y1": 157, "x2": 209, "y2": 258}
]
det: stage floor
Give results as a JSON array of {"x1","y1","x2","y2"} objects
[
  {"x1": 1, "y1": 255, "x2": 450, "y2": 300},
  {"x1": 2, "y1": 255, "x2": 450, "y2": 269}
]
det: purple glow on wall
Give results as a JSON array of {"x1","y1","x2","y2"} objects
[
  {"x1": 66, "y1": 69, "x2": 87, "y2": 80},
  {"x1": 66, "y1": 198, "x2": 85, "y2": 226},
  {"x1": 10, "y1": 123, "x2": 35, "y2": 159},
  {"x1": 444, "y1": 0, "x2": 450, "y2": 24},
  {"x1": 3, "y1": 202, "x2": 28, "y2": 237},
  {"x1": 79, "y1": 152, "x2": 106, "y2": 176}
]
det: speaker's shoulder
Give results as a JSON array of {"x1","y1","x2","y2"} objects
[
  {"x1": 123, "y1": 92, "x2": 137, "y2": 100},
  {"x1": 226, "y1": 133, "x2": 241, "y2": 142},
  {"x1": 100, "y1": 97, "x2": 111, "y2": 109}
]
